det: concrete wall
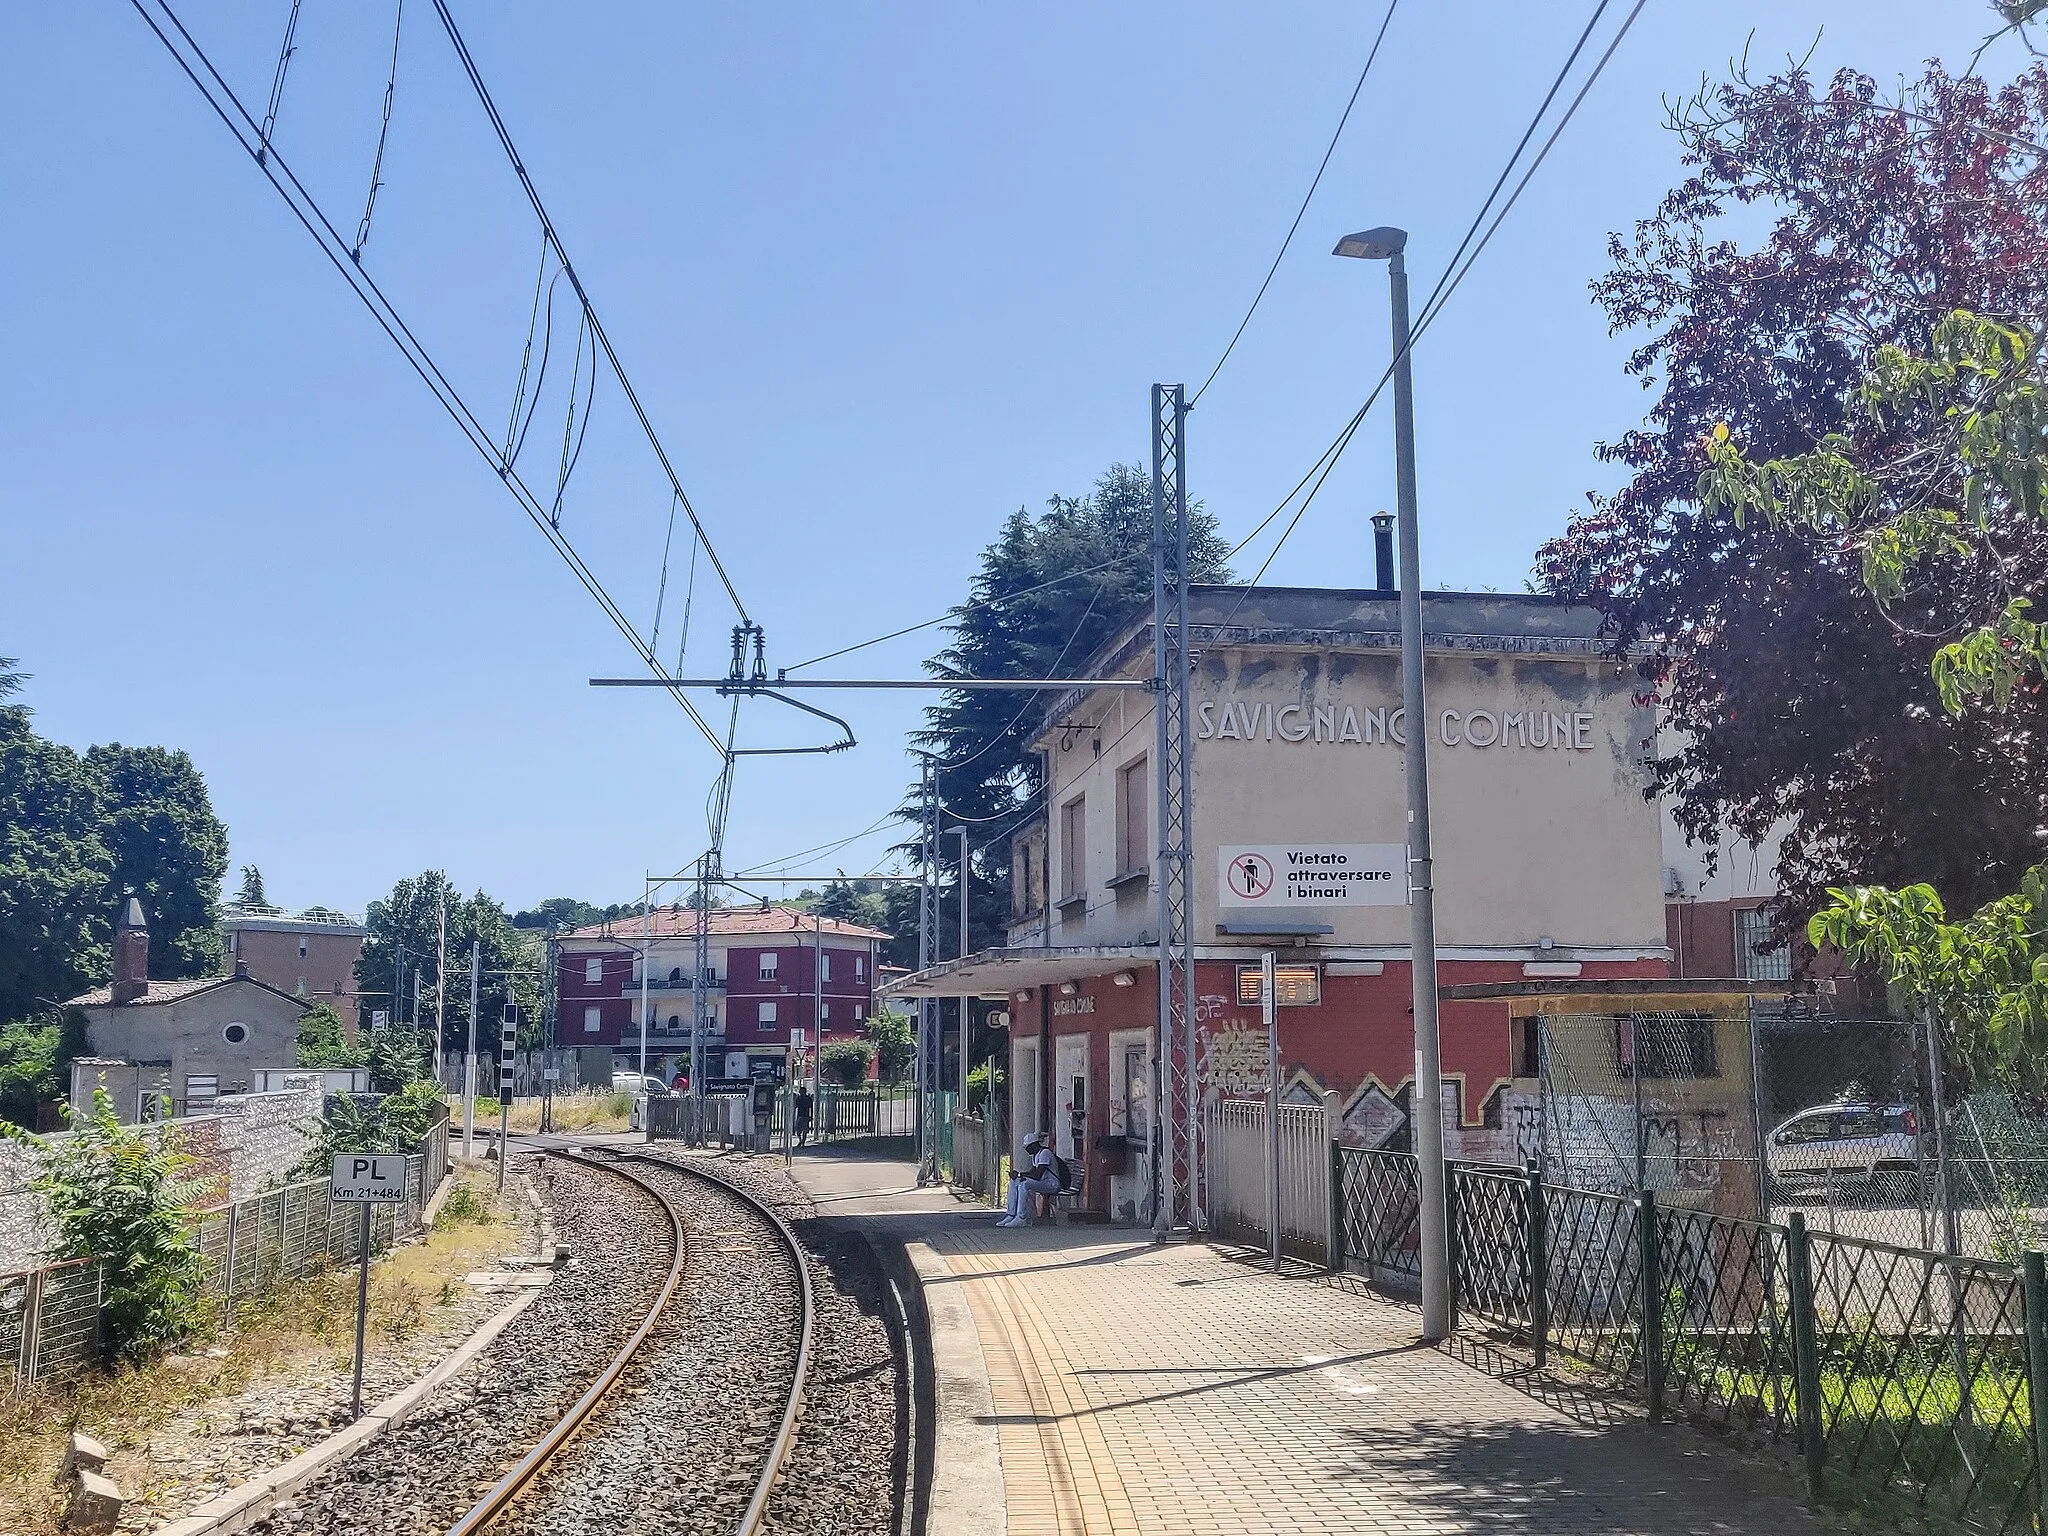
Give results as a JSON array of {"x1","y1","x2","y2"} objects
[{"x1": 1043, "y1": 643, "x2": 1667, "y2": 957}]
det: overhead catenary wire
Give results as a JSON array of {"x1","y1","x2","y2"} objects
[
  {"x1": 430, "y1": 0, "x2": 750, "y2": 626},
  {"x1": 1189, "y1": 0, "x2": 1402, "y2": 408},
  {"x1": 255, "y1": 0, "x2": 302, "y2": 165},
  {"x1": 783, "y1": 550, "x2": 1145, "y2": 674},
  {"x1": 1220, "y1": 0, "x2": 1646, "y2": 607},
  {"x1": 128, "y1": 0, "x2": 729, "y2": 756},
  {"x1": 350, "y1": 0, "x2": 404, "y2": 260}
]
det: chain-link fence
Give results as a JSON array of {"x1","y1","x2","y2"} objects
[{"x1": 1526, "y1": 1008, "x2": 2048, "y2": 1266}]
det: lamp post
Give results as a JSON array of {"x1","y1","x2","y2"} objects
[{"x1": 1334, "y1": 223, "x2": 1451, "y2": 1342}]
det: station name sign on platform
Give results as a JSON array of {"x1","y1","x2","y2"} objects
[
  {"x1": 329, "y1": 1154, "x2": 410, "y2": 1203},
  {"x1": 1219, "y1": 844, "x2": 1408, "y2": 906}
]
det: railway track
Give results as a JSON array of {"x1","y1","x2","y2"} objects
[{"x1": 448, "y1": 1147, "x2": 815, "y2": 1536}]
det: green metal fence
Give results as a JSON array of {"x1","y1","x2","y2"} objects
[{"x1": 1337, "y1": 1144, "x2": 2048, "y2": 1533}]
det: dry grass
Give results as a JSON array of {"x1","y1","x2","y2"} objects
[
  {"x1": 502, "y1": 1090, "x2": 631, "y2": 1134},
  {"x1": 0, "y1": 1167, "x2": 527, "y2": 1534}
]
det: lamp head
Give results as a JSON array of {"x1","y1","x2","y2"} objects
[{"x1": 1333, "y1": 225, "x2": 1408, "y2": 261}]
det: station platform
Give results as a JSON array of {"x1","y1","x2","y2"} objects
[{"x1": 787, "y1": 1148, "x2": 1840, "y2": 1536}]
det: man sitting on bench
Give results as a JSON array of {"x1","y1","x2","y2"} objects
[{"x1": 997, "y1": 1131, "x2": 1064, "y2": 1227}]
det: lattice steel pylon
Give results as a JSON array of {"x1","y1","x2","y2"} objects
[
  {"x1": 1151, "y1": 383, "x2": 1199, "y2": 1234},
  {"x1": 918, "y1": 755, "x2": 942, "y2": 1182}
]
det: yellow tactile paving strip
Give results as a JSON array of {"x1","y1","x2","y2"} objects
[{"x1": 941, "y1": 1233, "x2": 1145, "y2": 1534}]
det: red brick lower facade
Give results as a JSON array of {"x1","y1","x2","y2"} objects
[{"x1": 1008, "y1": 956, "x2": 1668, "y2": 1219}]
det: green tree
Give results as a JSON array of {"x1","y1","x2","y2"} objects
[
  {"x1": 358, "y1": 873, "x2": 543, "y2": 1059},
  {"x1": 88, "y1": 744, "x2": 228, "y2": 980},
  {"x1": 28, "y1": 1087, "x2": 205, "y2": 1362},
  {"x1": 909, "y1": 465, "x2": 1231, "y2": 953},
  {"x1": 0, "y1": 708, "x2": 112, "y2": 1022},
  {"x1": 235, "y1": 865, "x2": 271, "y2": 910},
  {"x1": 366, "y1": 1026, "x2": 436, "y2": 1093},
  {"x1": 295, "y1": 1000, "x2": 365, "y2": 1068},
  {"x1": 864, "y1": 1007, "x2": 915, "y2": 1084},
  {"x1": 0, "y1": 1008, "x2": 89, "y2": 1130}
]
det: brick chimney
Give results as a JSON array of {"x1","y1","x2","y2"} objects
[{"x1": 112, "y1": 897, "x2": 150, "y2": 1004}]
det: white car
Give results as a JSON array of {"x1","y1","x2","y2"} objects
[
  {"x1": 611, "y1": 1072, "x2": 669, "y2": 1098},
  {"x1": 1767, "y1": 1102, "x2": 1921, "y2": 1185}
]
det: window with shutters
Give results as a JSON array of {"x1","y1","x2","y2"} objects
[
  {"x1": 760, "y1": 952, "x2": 779, "y2": 981},
  {"x1": 584, "y1": 957, "x2": 604, "y2": 984},
  {"x1": 1116, "y1": 757, "x2": 1148, "y2": 877},
  {"x1": 1060, "y1": 796, "x2": 1087, "y2": 903},
  {"x1": 760, "y1": 1001, "x2": 778, "y2": 1025}
]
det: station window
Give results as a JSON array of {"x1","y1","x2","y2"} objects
[
  {"x1": 760, "y1": 1001, "x2": 778, "y2": 1025},
  {"x1": 583, "y1": 1006, "x2": 602, "y2": 1034},
  {"x1": 584, "y1": 957, "x2": 604, "y2": 984},
  {"x1": 1616, "y1": 1013, "x2": 1717, "y2": 1080},
  {"x1": 821, "y1": 952, "x2": 832, "y2": 983},
  {"x1": 760, "y1": 953, "x2": 779, "y2": 981},
  {"x1": 854, "y1": 1003, "x2": 864, "y2": 1021},
  {"x1": 822, "y1": 1003, "x2": 831, "y2": 1021},
  {"x1": 1735, "y1": 907, "x2": 1791, "y2": 981},
  {"x1": 854, "y1": 954, "x2": 864, "y2": 980}
]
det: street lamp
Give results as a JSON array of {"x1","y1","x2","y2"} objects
[{"x1": 1333, "y1": 223, "x2": 1451, "y2": 1343}]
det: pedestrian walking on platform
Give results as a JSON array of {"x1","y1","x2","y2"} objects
[
  {"x1": 793, "y1": 1082, "x2": 815, "y2": 1146},
  {"x1": 997, "y1": 1131, "x2": 1063, "y2": 1226}
]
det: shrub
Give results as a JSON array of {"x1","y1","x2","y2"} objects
[
  {"x1": 967, "y1": 1058, "x2": 1005, "y2": 1114},
  {"x1": 366, "y1": 1028, "x2": 435, "y2": 1094},
  {"x1": 295, "y1": 1002, "x2": 366, "y2": 1068},
  {"x1": 865, "y1": 1009, "x2": 915, "y2": 1084},
  {"x1": 821, "y1": 1040, "x2": 874, "y2": 1088},
  {"x1": 29, "y1": 1087, "x2": 204, "y2": 1363}
]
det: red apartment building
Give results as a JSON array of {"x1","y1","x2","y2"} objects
[{"x1": 555, "y1": 905, "x2": 889, "y2": 1084}]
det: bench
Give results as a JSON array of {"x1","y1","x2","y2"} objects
[{"x1": 1041, "y1": 1167, "x2": 1087, "y2": 1223}]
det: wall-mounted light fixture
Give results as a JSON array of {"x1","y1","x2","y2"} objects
[
  {"x1": 1013, "y1": 989, "x2": 1031, "y2": 1002},
  {"x1": 1058, "y1": 981, "x2": 1078, "y2": 996},
  {"x1": 1112, "y1": 971, "x2": 1135, "y2": 987}
]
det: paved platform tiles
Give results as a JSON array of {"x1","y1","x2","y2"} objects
[{"x1": 786, "y1": 1149, "x2": 1840, "y2": 1536}]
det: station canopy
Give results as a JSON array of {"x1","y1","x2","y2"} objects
[{"x1": 880, "y1": 946, "x2": 1150, "y2": 1001}]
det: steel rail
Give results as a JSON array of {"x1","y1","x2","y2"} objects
[
  {"x1": 443, "y1": 1148, "x2": 814, "y2": 1536},
  {"x1": 618, "y1": 1151, "x2": 817, "y2": 1536}
]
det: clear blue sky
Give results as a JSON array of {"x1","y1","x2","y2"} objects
[{"x1": 1, "y1": 1, "x2": 2006, "y2": 917}]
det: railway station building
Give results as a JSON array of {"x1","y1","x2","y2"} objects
[{"x1": 888, "y1": 584, "x2": 1685, "y2": 1224}]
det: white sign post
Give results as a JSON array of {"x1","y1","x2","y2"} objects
[
  {"x1": 330, "y1": 1154, "x2": 410, "y2": 1420},
  {"x1": 1218, "y1": 844, "x2": 1409, "y2": 907}
]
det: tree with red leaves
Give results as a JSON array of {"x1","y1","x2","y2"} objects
[{"x1": 1533, "y1": 57, "x2": 2048, "y2": 935}]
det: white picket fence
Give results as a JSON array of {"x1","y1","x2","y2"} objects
[{"x1": 1203, "y1": 1096, "x2": 1337, "y2": 1263}]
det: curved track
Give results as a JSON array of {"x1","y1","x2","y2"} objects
[{"x1": 448, "y1": 1148, "x2": 815, "y2": 1536}]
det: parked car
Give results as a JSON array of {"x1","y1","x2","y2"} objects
[
  {"x1": 610, "y1": 1071, "x2": 670, "y2": 1098},
  {"x1": 1767, "y1": 1101, "x2": 1921, "y2": 1185}
]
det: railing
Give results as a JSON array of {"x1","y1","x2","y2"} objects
[
  {"x1": 952, "y1": 1102, "x2": 1006, "y2": 1202},
  {"x1": 1203, "y1": 1097, "x2": 1334, "y2": 1264},
  {"x1": 1334, "y1": 1145, "x2": 2048, "y2": 1534}
]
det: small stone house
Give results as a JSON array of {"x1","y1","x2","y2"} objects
[{"x1": 66, "y1": 899, "x2": 309, "y2": 1121}]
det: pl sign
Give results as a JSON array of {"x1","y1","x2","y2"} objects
[{"x1": 1219, "y1": 844, "x2": 1408, "y2": 907}]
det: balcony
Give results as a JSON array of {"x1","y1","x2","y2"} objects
[{"x1": 624, "y1": 971, "x2": 724, "y2": 996}]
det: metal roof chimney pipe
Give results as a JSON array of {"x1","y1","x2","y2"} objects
[{"x1": 1371, "y1": 511, "x2": 1396, "y2": 593}]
